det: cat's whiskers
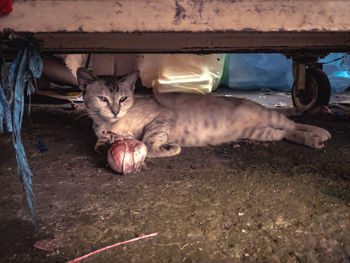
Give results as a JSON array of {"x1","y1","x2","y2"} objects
[
  {"x1": 71, "y1": 111, "x2": 98, "y2": 124},
  {"x1": 76, "y1": 107, "x2": 104, "y2": 118},
  {"x1": 85, "y1": 107, "x2": 117, "y2": 123}
]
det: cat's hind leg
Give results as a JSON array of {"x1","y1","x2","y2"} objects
[
  {"x1": 283, "y1": 130, "x2": 327, "y2": 149},
  {"x1": 294, "y1": 123, "x2": 331, "y2": 141},
  {"x1": 244, "y1": 126, "x2": 327, "y2": 149},
  {"x1": 143, "y1": 118, "x2": 181, "y2": 158},
  {"x1": 262, "y1": 109, "x2": 330, "y2": 147},
  {"x1": 244, "y1": 127, "x2": 286, "y2": 141}
]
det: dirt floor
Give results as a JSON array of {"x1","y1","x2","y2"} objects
[{"x1": 0, "y1": 93, "x2": 350, "y2": 263}]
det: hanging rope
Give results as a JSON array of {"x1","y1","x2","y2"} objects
[
  {"x1": 0, "y1": 82, "x2": 12, "y2": 132},
  {"x1": 0, "y1": 51, "x2": 13, "y2": 133},
  {"x1": 0, "y1": 40, "x2": 43, "y2": 227}
]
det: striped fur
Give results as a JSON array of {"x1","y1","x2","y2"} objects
[{"x1": 77, "y1": 69, "x2": 331, "y2": 158}]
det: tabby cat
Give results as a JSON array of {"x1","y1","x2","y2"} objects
[{"x1": 77, "y1": 68, "x2": 331, "y2": 158}]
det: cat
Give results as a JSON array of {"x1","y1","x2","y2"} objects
[{"x1": 76, "y1": 68, "x2": 331, "y2": 158}]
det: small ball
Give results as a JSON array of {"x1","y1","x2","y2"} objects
[{"x1": 107, "y1": 135, "x2": 147, "y2": 175}]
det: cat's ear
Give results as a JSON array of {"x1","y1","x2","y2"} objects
[
  {"x1": 119, "y1": 70, "x2": 139, "y2": 92},
  {"x1": 76, "y1": 67, "x2": 97, "y2": 91}
]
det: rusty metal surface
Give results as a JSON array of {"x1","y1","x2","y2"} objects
[
  {"x1": 2, "y1": 31, "x2": 350, "y2": 54},
  {"x1": 1, "y1": 0, "x2": 350, "y2": 32},
  {"x1": 34, "y1": 32, "x2": 350, "y2": 53},
  {"x1": 1, "y1": 0, "x2": 350, "y2": 53}
]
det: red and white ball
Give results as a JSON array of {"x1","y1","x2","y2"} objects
[{"x1": 106, "y1": 133, "x2": 147, "y2": 175}]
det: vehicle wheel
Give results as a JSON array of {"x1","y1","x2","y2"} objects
[{"x1": 292, "y1": 67, "x2": 331, "y2": 111}]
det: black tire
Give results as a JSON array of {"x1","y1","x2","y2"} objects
[{"x1": 292, "y1": 67, "x2": 331, "y2": 111}]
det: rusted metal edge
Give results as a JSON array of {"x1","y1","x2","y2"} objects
[{"x1": 1, "y1": 31, "x2": 350, "y2": 54}]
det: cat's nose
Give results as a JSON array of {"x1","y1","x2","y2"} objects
[
  {"x1": 112, "y1": 110, "x2": 119, "y2": 118},
  {"x1": 111, "y1": 106, "x2": 120, "y2": 118}
]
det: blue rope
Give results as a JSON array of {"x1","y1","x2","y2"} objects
[
  {"x1": 0, "y1": 51, "x2": 15, "y2": 132},
  {"x1": 29, "y1": 48, "x2": 43, "y2": 79},
  {"x1": 1, "y1": 42, "x2": 43, "y2": 227},
  {"x1": 0, "y1": 82, "x2": 12, "y2": 132}
]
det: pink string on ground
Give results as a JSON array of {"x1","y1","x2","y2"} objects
[{"x1": 66, "y1": 233, "x2": 158, "y2": 263}]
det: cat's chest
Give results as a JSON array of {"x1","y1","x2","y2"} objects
[{"x1": 109, "y1": 117, "x2": 146, "y2": 140}]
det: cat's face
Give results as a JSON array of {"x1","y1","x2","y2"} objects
[{"x1": 77, "y1": 68, "x2": 139, "y2": 123}]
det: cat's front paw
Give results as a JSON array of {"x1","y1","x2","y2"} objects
[
  {"x1": 94, "y1": 138, "x2": 110, "y2": 154},
  {"x1": 162, "y1": 143, "x2": 181, "y2": 156},
  {"x1": 147, "y1": 143, "x2": 181, "y2": 158}
]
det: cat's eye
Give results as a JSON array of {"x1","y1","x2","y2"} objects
[
  {"x1": 98, "y1": 96, "x2": 109, "y2": 104},
  {"x1": 119, "y1": 96, "x2": 127, "y2": 103}
]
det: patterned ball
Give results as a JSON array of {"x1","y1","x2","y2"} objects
[{"x1": 107, "y1": 134, "x2": 147, "y2": 175}]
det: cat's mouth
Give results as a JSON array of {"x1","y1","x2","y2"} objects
[
  {"x1": 96, "y1": 110, "x2": 119, "y2": 122},
  {"x1": 105, "y1": 116, "x2": 118, "y2": 123}
]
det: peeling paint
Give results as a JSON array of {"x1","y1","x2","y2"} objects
[
  {"x1": 115, "y1": 1, "x2": 123, "y2": 7},
  {"x1": 174, "y1": 0, "x2": 187, "y2": 25},
  {"x1": 197, "y1": 0, "x2": 204, "y2": 19},
  {"x1": 254, "y1": 5, "x2": 262, "y2": 14},
  {"x1": 214, "y1": 8, "x2": 220, "y2": 14},
  {"x1": 1, "y1": 0, "x2": 350, "y2": 33}
]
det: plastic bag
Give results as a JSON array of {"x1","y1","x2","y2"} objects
[
  {"x1": 319, "y1": 53, "x2": 350, "y2": 94},
  {"x1": 224, "y1": 53, "x2": 293, "y2": 91},
  {"x1": 139, "y1": 54, "x2": 226, "y2": 94}
]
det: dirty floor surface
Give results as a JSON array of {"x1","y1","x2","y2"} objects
[{"x1": 0, "y1": 97, "x2": 350, "y2": 263}]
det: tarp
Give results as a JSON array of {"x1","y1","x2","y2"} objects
[{"x1": 223, "y1": 53, "x2": 350, "y2": 94}]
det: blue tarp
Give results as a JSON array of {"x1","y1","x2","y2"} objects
[{"x1": 223, "y1": 53, "x2": 350, "y2": 94}]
